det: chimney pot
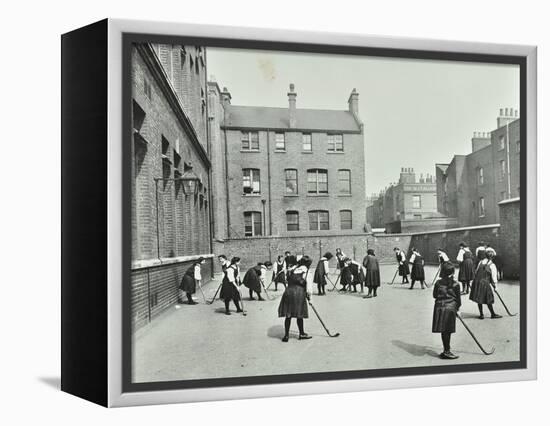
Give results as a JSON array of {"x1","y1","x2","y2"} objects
[
  {"x1": 288, "y1": 83, "x2": 297, "y2": 128},
  {"x1": 500, "y1": 108, "x2": 504, "y2": 116}
]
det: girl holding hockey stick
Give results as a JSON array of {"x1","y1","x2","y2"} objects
[
  {"x1": 278, "y1": 255, "x2": 313, "y2": 342},
  {"x1": 220, "y1": 257, "x2": 243, "y2": 315},
  {"x1": 432, "y1": 262, "x2": 462, "y2": 359}
]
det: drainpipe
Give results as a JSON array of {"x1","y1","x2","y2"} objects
[
  {"x1": 506, "y1": 122, "x2": 512, "y2": 198},
  {"x1": 223, "y1": 123, "x2": 231, "y2": 238},
  {"x1": 266, "y1": 129, "x2": 273, "y2": 235}
]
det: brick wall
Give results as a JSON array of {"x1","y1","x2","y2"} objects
[
  {"x1": 131, "y1": 258, "x2": 213, "y2": 330},
  {"x1": 498, "y1": 198, "x2": 520, "y2": 279},
  {"x1": 215, "y1": 233, "x2": 412, "y2": 273}
]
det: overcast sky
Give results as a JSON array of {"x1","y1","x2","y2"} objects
[{"x1": 207, "y1": 48, "x2": 519, "y2": 196}]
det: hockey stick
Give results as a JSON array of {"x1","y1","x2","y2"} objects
[
  {"x1": 307, "y1": 300, "x2": 340, "y2": 338},
  {"x1": 328, "y1": 272, "x2": 341, "y2": 292},
  {"x1": 237, "y1": 284, "x2": 247, "y2": 316},
  {"x1": 389, "y1": 267, "x2": 399, "y2": 285},
  {"x1": 207, "y1": 282, "x2": 222, "y2": 305},
  {"x1": 457, "y1": 313, "x2": 495, "y2": 355},
  {"x1": 493, "y1": 287, "x2": 517, "y2": 316},
  {"x1": 196, "y1": 280, "x2": 207, "y2": 303},
  {"x1": 260, "y1": 279, "x2": 273, "y2": 301},
  {"x1": 431, "y1": 265, "x2": 441, "y2": 287}
]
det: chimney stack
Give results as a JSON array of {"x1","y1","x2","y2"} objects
[
  {"x1": 497, "y1": 107, "x2": 519, "y2": 128},
  {"x1": 348, "y1": 88, "x2": 359, "y2": 117},
  {"x1": 471, "y1": 130, "x2": 491, "y2": 152},
  {"x1": 221, "y1": 86, "x2": 232, "y2": 107},
  {"x1": 399, "y1": 167, "x2": 416, "y2": 184},
  {"x1": 288, "y1": 83, "x2": 297, "y2": 128}
]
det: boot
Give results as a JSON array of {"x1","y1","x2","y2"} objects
[
  {"x1": 299, "y1": 333, "x2": 312, "y2": 340},
  {"x1": 440, "y1": 351, "x2": 459, "y2": 360},
  {"x1": 282, "y1": 335, "x2": 289, "y2": 342}
]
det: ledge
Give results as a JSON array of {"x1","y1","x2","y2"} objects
[
  {"x1": 306, "y1": 193, "x2": 329, "y2": 197},
  {"x1": 301, "y1": 151, "x2": 313, "y2": 154},
  {"x1": 240, "y1": 150, "x2": 261, "y2": 153},
  {"x1": 132, "y1": 253, "x2": 215, "y2": 271},
  {"x1": 326, "y1": 151, "x2": 345, "y2": 154},
  {"x1": 283, "y1": 194, "x2": 299, "y2": 197}
]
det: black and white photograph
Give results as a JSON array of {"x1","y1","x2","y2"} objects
[{"x1": 127, "y1": 36, "x2": 525, "y2": 389}]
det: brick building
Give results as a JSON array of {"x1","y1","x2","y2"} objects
[
  {"x1": 208, "y1": 83, "x2": 366, "y2": 240},
  {"x1": 366, "y1": 168, "x2": 453, "y2": 233},
  {"x1": 130, "y1": 43, "x2": 214, "y2": 329},
  {"x1": 435, "y1": 108, "x2": 520, "y2": 227}
]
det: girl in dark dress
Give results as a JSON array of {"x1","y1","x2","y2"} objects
[
  {"x1": 394, "y1": 247, "x2": 410, "y2": 283},
  {"x1": 409, "y1": 248, "x2": 426, "y2": 289},
  {"x1": 432, "y1": 262, "x2": 462, "y2": 359},
  {"x1": 278, "y1": 255, "x2": 313, "y2": 342},
  {"x1": 313, "y1": 252, "x2": 333, "y2": 295},
  {"x1": 335, "y1": 248, "x2": 346, "y2": 285},
  {"x1": 349, "y1": 259, "x2": 364, "y2": 293},
  {"x1": 457, "y1": 242, "x2": 475, "y2": 294},
  {"x1": 243, "y1": 263, "x2": 265, "y2": 301},
  {"x1": 339, "y1": 257, "x2": 353, "y2": 292},
  {"x1": 469, "y1": 249, "x2": 502, "y2": 320},
  {"x1": 273, "y1": 255, "x2": 287, "y2": 291},
  {"x1": 220, "y1": 257, "x2": 243, "y2": 315},
  {"x1": 363, "y1": 249, "x2": 381, "y2": 298},
  {"x1": 179, "y1": 257, "x2": 205, "y2": 305}
]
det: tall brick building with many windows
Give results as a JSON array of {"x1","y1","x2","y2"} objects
[
  {"x1": 208, "y1": 83, "x2": 366, "y2": 239},
  {"x1": 130, "y1": 43, "x2": 213, "y2": 329},
  {"x1": 435, "y1": 108, "x2": 520, "y2": 227}
]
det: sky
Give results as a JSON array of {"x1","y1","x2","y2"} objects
[{"x1": 206, "y1": 47, "x2": 520, "y2": 196}]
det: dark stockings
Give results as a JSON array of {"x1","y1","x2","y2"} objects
[
  {"x1": 317, "y1": 283, "x2": 326, "y2": 295},
  {"x1": 441, "y1": 332, "x2": 451, "y2": 352},
  {"x1": 284, "y1": 317, "x2": 305, "y2": 337},
  {"x1": 249, "y1": 289, "x2": 262, "y2": 300},
  {"x1": 224, "y1": 297, "x2": 241, "y2": 313},
  {"x1": 478, "y1": 303, "x2": 496, "y2": 316}
]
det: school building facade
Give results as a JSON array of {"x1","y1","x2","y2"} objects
[
  {"x1": 208, "y1": 82, "x2": 367, "y2": 241},
  {"x1": 435, "y1": 108, "x2": 520, "y2": 227},
  {"x1": 130, "y1": 43, "x2": 214, "y2": 329}
]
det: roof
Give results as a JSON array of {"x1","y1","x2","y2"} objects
[{"x1": 223, "y1": 105, "x2": 362, "y2": 133}]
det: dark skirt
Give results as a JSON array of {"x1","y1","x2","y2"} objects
[
  {"x1": 458, "y1": 259, "x2": 475, "y2": 282},
  {"x1": 220, "y1": 281, "x2": 241, "y2": 301},
  {"x1": 180, "y1": 275, "x2": 195, "y2": 294},
  {"x1": 469, "y1": 278, "x2": 494, "y2": 304},
  {"x1": 432, "y1": 301, "x2": 458, "y2": 333},
  {"x1": 274, "y1": 269, "x2": 286, "y2": 283},
  {"x1": 411, "y1": 264, "x2": 425, "y2": 281},
  {"x1": 243, "y1": 269, "x2": 261, "y2": 293},
  {"x1": 398, "y1": 263, "x2": 410, "y2": 276},
  {"x1": 365, "y1": 269, "x2": 380, "y2": 288},
  {"x1": 278, "y1": 285, "x2": 308, "y2": 319}
]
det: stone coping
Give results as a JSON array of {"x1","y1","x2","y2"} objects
[
  {"x1": 498, "y1": 197, "x2": 520, "y2": 205},
  {"x1": 132, "y1": 254, "x2": 215, "y2": 271}
]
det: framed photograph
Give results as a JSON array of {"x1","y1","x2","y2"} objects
[{"x1": 61, "y1": 19, "x2": 537, "y2": 407}]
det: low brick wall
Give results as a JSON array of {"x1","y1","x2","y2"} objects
[
  {"x1": 408, "y1": 224, "x2": 501, "y2": 265},
  {"x1": 215, "y1": 233, "x2": 413, "y2": 272},
  {"x1": 131, "y1": 256, "x2": 213, "y2": 331}
]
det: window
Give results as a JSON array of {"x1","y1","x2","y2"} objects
[
  {"x1": 340, "y1": 210, "x2": 352, "y2": 230},
  {"x1": 412, "y1": 195, "x2": 421, "y2": 209},
  {"x1": 479, "y1": 197, "x2": 485, "y2": 217},
  {"x1": 499, "y1": 135, "x2": 506, "y2": 150},
  {"x1": 499, "y1": 160, "x2": 506, "y2": 181},
  {"x1": 338, "y1": 169, "x2": 351, "y2": 194},
  {"x1": 132, "y1": 100, "x2": 146, "y2": 133},
  {"x1": 244, "y1": 212, "x2": 262, "y2": 236},
  {"x1": 275, "y1": 133, "x2": 286, "y2": 151},
  {"x1": 286, "y1": 211, "x2": 299, "y2": 231},
  {"x1": 242, "y1": 168, "x2": 260, "y2": 195},
  {"x1": 477, "y1": 167, "x2": 484, "y2": 185},
  {"x1": 307, "y1": 169, "x2": 328, "y2": 194},
  {"x1": 241, "y1": 131, "x2": 259, "y2": 151},
  {"x1": 285, "y1": 169, "x2": 298, "y2": 195},
  {"x1": 516, "y1": 140, "x2": 520, "y2": 153},
  {"x1": 309, "y1": 210, "x2": 329, "y2": 231},
  {"x1": 327, "y1": 134, "x2": 343, "y2": 152},
  {"x1": 413, "y1": 214, "x2": 422, "y2": 220},
  {"x1": 302, "y1": 133, "x2": 312, "y2": 151},
  {"x1": 161, "y1": 136, "x2": 171, "y2": 183}
]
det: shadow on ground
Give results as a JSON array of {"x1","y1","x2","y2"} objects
[
  {"x1": 391, "y1": 340, "x2": 440, "y2": 358},
  {"x1": 38, "y1": 377, "x2": 60, "y2": 389}
]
